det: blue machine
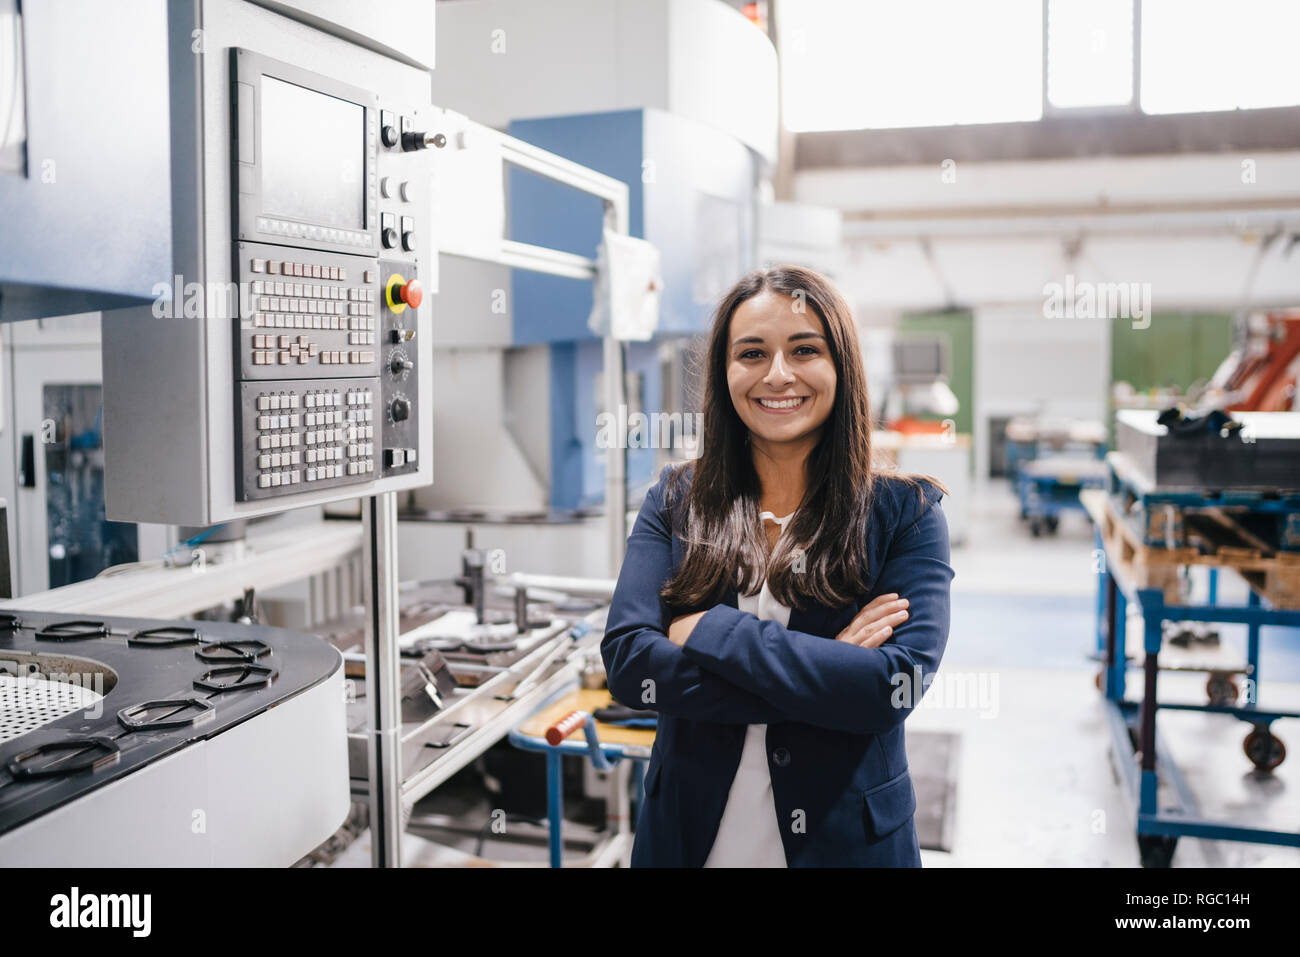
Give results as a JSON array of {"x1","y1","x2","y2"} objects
[{"x1": 507, "y1": 108, "x2": 757, "y2": 508}]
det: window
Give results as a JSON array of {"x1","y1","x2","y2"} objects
[
  {"x1": 779, "y1": 0, "x2": 1043, "y2": 132},
  {"x1": 1141, "y1": 0, "x2": 1300, "y2": 114},
  {"x1": 1046, "y1": 0, "x2": 1133, "y2": 109},
  {"x1": 778, "y1": 0, "x2": 1300, "y2": 131}
]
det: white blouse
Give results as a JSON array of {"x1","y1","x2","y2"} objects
[{"x1": 703, "y1": 510, "x2": 794, "y2": 868}]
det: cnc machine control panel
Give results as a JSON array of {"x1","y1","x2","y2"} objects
[{"x1": 230, "y1": 49, "x2": 427, "y2": 501}]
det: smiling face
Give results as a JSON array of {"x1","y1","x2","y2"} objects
[{"x1": 725, "y1": 290, "x2": 837, "y2": 451}]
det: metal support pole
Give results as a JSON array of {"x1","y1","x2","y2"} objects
[
  {"x1": 547, "y1": 749, "x2": 564, "y2": 868},
  {"x1": 603, "y1": 335, "x2": 627, "y2": 577},
  {"x1": 1246, "y1": 588, "x2": 1262, "y2": 699},
  {"x1": 362, "y1": 492, "x2": 403, "y2": 867},
  {"x1": 1103, "y1": 573, "x2": 1117, "y2": 697},
  {"x1": 1140, "y1": 614, "x2": 1160, "y2": 777}
]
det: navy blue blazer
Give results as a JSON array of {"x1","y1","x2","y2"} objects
[{"x1": 602, "y1": 464, "x2": 953, "y2": 867}]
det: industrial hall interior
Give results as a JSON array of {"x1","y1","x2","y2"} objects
[{"x1": 1, "y1": 0, "x2": 1299, "y2": 874}]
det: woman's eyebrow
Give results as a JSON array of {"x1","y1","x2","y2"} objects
[{"x1": 731, "y1": 332, "x2": 826, "y2": 346}]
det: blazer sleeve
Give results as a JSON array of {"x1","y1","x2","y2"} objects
[
  {"x1": 679, "y1": 487, "x2": 953, "y2": 735},
  {"x1": 601, "y1": 471, "x2": 787, "y2": 725}
]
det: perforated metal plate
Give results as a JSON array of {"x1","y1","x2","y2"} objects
[{"x1": 0, "y1": 675, "x2": 104, "y2": 745}]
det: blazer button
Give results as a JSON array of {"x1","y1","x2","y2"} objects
[{"x1": 770, "y1": 747, "x2": 791, "y2": 768}]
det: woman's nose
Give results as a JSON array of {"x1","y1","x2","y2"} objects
[{"x1": 764, "y1": 351, "x2": 795, "y2": 386}]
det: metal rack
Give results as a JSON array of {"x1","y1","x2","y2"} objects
[{"x1": 1085, "y1": 489, "x2": 1300, "y2": 866}]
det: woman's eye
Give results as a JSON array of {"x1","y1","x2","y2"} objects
[
  {"x1": 794, "y1": 345, "x2": 819, "y2": 356},
  {"x1": 739, "y1": 349, "x2": 763, "y2": 360}
]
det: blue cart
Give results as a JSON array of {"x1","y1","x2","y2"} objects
[
  {"x1": 1084, "y1": 489, "x2": 1300, "y2": 866},
  {"x1": 1018, "y1": 456, "x2": 1110, "y2": 537}
]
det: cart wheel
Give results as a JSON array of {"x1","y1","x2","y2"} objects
[
  {"x1": 1205, "y1": 673, "x2": 1238, "y2": 707},
  {"x1": 1137, "y1": 834, "x2": 1177, "y2": 868},
  {"x1": 1030, "y1": 519, "x2": 1042, "y2": 537},
  {"x1": 1094, "y1": 669, "x2": 1105, "y2": 693},
  {"x1": 1045, "y1": 515, "x2": 1059, "y2": 534},
  {"x1": 1243, "y1": 726, "x2": 1286, "y2": 772}
]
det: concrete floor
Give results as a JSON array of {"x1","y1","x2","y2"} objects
[{"x1": 923, "y1": 481, "x2": 1300, "y2": 867}]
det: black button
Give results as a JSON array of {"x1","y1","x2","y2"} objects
[{"x1": 770, "y1": 747, "x2": 790, "y2": 768}]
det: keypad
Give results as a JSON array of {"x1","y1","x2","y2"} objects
[
  {"x1": 246, "y1": 257, "x2": 378, "y2": 367},
  {"x1": 242, "y1": 380, "x2": 379, "y2": 498}
]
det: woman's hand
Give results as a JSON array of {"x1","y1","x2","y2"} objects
[
  {"x1": 667, "y1": 610, "x2": 708, "y2": 647},
  {"x1": 835, "y1": 593, "x2": 909, "y2": 648}
]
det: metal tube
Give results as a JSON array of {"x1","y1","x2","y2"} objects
[
  {"x1": 547, "y1": 749, "x2": 564, "y2": 868},
  {"x1": 1246, "y1": 588, "x2": 1261, "y2": 699},
  {"x1": 603, "y1": 335, "x2": 627, "y2": 577},
  {"x1": 1140, "y1": 616, "x2": 1160, "y2": 774},
  {"x1": 362, "y1": 492, "x2": 403, "y2": 867},
  {"x1": 1104, "y1": 573, "x2": 1118, "y2": 700}
]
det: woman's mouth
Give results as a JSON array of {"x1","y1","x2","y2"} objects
[{"x1": 753, "y1": 396, "x2": 809, "y2": 414}]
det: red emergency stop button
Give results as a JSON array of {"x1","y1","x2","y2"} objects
[
  {"x1": 385, "y1": 273, "x2": 422, "y2": 314},
  {"x1": 399, "y1": 278, "x2": 422, "y2": 309}
]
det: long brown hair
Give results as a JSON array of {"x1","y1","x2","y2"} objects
[{"x1": 660, "y1": 265, "x2": 880, "y2": 612}]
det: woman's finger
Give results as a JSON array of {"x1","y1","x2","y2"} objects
[
  {"x1": 849, "y1": 601, "x2": 909, "y2": 634},
  {"x1": 855, "y1": 625, "x2": 893, "y2": 648},
  {"x1": 842, "y1": 607, "x2": 909, "y2": 646},
  {"x1": 849, "y1": 596, "x2": 907, "y2": 629},
  {"x1": 834, "y1": 598, "x2": 909, "y2": 643}
]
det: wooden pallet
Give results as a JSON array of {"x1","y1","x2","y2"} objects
[{"x1": 1097, "y1": 496, "x2": 1300, "y2": 608}]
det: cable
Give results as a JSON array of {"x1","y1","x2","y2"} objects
[{"x1": 160, "y1": 523, "x2": 228, "y2": 564}]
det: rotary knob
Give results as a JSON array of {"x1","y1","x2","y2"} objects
[
  {"x1": 390, "y1": 352, "x2": 414, "y2": 376},
  {"x1": 390, "y1": 397, "x2": 411, "y2": 422}
]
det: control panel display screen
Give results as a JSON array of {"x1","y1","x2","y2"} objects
[{"x1": 261, "y1": 75, "x2": 364, "y2": 230}]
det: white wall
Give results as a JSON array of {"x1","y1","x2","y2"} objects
[
  {"x1": 430, "y1": 0, "x2": 778, "y2": 160},
  {"x1": 972, "y1": 305, "x2": 1111, "y2": 483}
]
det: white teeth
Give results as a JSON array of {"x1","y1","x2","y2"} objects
[{"x1": 758, "y1": 397, "x2": 805, "y2": 409}]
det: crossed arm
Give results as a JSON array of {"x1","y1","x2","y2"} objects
[{"x1": 600, "y1": 478, "x2": 954, "y2": 733}]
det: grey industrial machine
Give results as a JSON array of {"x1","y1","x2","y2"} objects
[
  {"x1": 100, "y1": 1, "x2": 436, "y2": 527},
  {"x1": 2, "y1": 0, "x2": 635, "y2": 870},
  {"x1": 0, "y1": 608, "x2": 347, "y2": 866}
]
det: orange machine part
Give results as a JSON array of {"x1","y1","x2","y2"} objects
[{"x1": 1227, "y1": 314, "x2": 1300, "y2": 413}]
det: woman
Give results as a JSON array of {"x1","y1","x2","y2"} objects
[{"x1": 601, "y1": 265, "x2": 953, "y2": 867}]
